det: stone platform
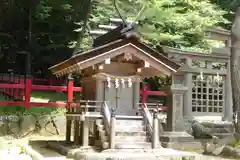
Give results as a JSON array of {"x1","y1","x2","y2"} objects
[
  {"x1": 160, "y1": 131, "x2": 202, "y2": 150},
  {"x1": 46, "y1": 140, "x2": 200, "y2": 160}
]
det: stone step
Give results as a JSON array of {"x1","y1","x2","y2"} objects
[
  {"x1": 116, "y1": 119, "x2": 144, "y2": 126},
  {"x1": 101, "y1": 135, "x2": 149, "y2": 142},
  {"x1": 114, "y1": 142, "x2": 151, "y2": 149},
  {"x1": 115, "y1": 126, "x2": 146, "y2": 132},
  {"x1": 116, "y1": 131, "x2": 147, "y2": 136},
  {"x1": 116, "y1": 136, "x2": 149, "y2": 142},
  {"x1": 96, "y1": 124, "x2": 145, "y2": 132}
]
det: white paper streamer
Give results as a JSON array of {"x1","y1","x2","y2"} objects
[
  {"x1": 107, "y1": 77, "x2": 111, "y2": 88},
  {"x1": 128, "y1": 78, "x2": 132, "y2": 88},
  {"x1": 115, "y1": 78, "x2": 119, "y2": 88},
  {"x1": 121, "y1": 78, "x2": 125, "y2": 88}
]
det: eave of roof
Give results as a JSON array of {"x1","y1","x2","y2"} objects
[{"x1": 49, "y1": 37, "x2": 181, "y2": 74}]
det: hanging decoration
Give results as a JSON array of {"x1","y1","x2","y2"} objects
[
  {"x1": 197, "y1": 72, "x2": 223, "y2": 86},
  {"x1": 99, "y1": 65, "x2": 104, "y2": 70},
  {"x1": 200, "y1": 72, "x2": 203, "y2": 81},
  {"x1": 107, "y1": 77, "x2": 111, "y2": 88},
  {"x1": 144, "y1": 61, "x2": 150, "y2": 68},
  {"x1": 215, "y1": 73, "x2": 221, "y2": 83},
  {"x1": 115, "y1": 78, "x2": 119, "y2": 88},
  {"x1": 121, "y1": 78, "x2": 125, "y2": 88},
  {"x1": 137, "y1": 68, "x2": 142, "y2": 73},
  {"x1": 128, "y1": 78, "x2": 132, "y2": 87},
  {"x1": 105, "y1": 58, "x2": 111, "y2": 64},
  {"x1": 94, "y1": 73, "x2": 142, "y2": 89},
  {"x1": 124, "y1": 53, "x2": 132, "y2": 61}
]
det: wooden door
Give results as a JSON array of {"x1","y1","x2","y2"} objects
[
  {"x1": 104, "y1": 82, "x2": 135, "y2": 116},
  {"x1": 117, "y1": 86, "x2": 134, "y2": 115}
]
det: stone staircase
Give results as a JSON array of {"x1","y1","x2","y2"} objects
[{"x1": 95, "y1": 117, "x2": 152, "y2": 149}]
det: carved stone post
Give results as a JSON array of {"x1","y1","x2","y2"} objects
[
  {"x1": 152, "y1": 111, "x2": 159, "y2": 149},
  {"x1": 110, "y1": 109, "x2": 116, "y2": 149},
  {"x1": 166, "y1": 85, "x2": 188, "y2": 131},
  {"x1": 160, "y1": 85, "x2": 201, "y2": 150}
]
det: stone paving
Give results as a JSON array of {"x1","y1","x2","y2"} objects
[
  {"x1": 1, "y1": 135, "x2": 237, "y2": 160},
  {"x1": 76, "y1": 148, "x2": 236, "y2": 160}
]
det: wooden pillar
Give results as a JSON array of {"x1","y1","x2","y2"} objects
[
  {"x1": 152, "y1": 111, "x2": 159, "y2": 149},
  {"x1": 19, "y1": 75, "x2": 25, "y2": 100},
  {"x1": 15, "y1": 75, "x2": 19, "y2": 98},
  {"x1": 74, "y1": 120, "x2": 80, "y2": 145},
  {"x1": 10, "y1": 73, "x2": 13, "y2": 97},
  {"x1": 110, "y1": 109, "x2": 116, "y2": 149},
  {"x1": 66, "y1": 77, "x2": 74, "y2": 143},
  {"x1": 25, "y1": 76, "x2": 32, "y2": 110}
]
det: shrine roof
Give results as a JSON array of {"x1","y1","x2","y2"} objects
[{"x1": 49, "y1": 36, "x2": 180, "y2": 76}]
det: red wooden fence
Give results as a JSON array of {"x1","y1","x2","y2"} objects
[
  {"x1": 0, "y1": 74, "x2": 82, "y2": 109},
  {"x1": 140, "y1": 84, "x2": 168, "y2": 111},
  {"x1": 0, "y1": 74, "x2": 168, "y2": 111}
]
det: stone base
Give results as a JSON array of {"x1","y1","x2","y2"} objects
[
  {"x1": 160, "y1": 131, "x2": 202, "y2": 150},
  {"x1": 47, "y1": 141, "x2": 99, "y2": 159}
]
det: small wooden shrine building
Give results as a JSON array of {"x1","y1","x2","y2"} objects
[{"x1": 49, "y1": 25, "x2": 180, "y2": 116}]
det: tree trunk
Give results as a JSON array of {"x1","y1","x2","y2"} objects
[{"x1": 231, "y1": 7, "x2": 240, "y2": 133}]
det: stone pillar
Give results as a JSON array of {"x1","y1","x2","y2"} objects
[
  {"x1": 152, "y1": 111, "x2": 159, "y2": 149},
  {"x1": 166, "y1": 85, "x2": 188, "y2": 131},
  {"x1": 110, "y1": 109, "x2": 116, "y2": 149},
  {"x1": 82, "y1": 119, "x2": 89, "y2": 147},
  {"x1": 160, "y1": 85, "x2": 202, "y2": 150},
  {"x1": 183, "y1": 57, "x2": 192, "y2": 117},
  {"x1": 224, "y1": 60, "x2": 233, "y2": 121}
]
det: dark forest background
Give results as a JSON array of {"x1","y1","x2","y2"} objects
[{"x1": 0, "y1": 0, "x2": 238, "y2": 78}]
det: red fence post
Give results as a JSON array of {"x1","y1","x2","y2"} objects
[
  {"x1": 67, "y1": 78, "x2": 74, "y2": 103},
  {"x1": 25, "y1": 76, "x2": 32, "y2": 110},
  {"x1": 66, "y1": 77, "x2": 74, "y2": 143},
  {"x1": 141, "y1": 84, "x2": 148, "y2": 103},
  {"x1": 19, "y1": 75, "x2": 25, "y2": 100}
]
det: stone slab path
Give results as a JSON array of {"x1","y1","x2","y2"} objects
[
  {"x1": 77, "y1": 149, "x2": 236, "y2": 160},
  {"x1": 2, "y1": 135, "x2": 237, "y2": 160}
]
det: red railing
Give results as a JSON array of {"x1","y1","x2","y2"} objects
[
  {"x1": 0, "y1": 74, "x2": 82, "y2": 109},
  {"x1": 140, "y1": 84, "x2": 168, "y2": 111},
  {"x1": 0, "y1": 74, "x2": 168, "y2": 111}
]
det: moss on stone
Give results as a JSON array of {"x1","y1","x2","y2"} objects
[{"x1": 230, "y1": 140, "x2": 240, "y2": 147}]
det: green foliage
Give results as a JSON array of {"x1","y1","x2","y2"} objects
[
  {"x1": 0, "y1": 0, "x2": 234, "y2": 76},
  {"x1": 231, "y1": 140, "x2": 240, "y2": 147},
  {"x1": 85, "y1": 0, "x2": 227, "y2": 52}
]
